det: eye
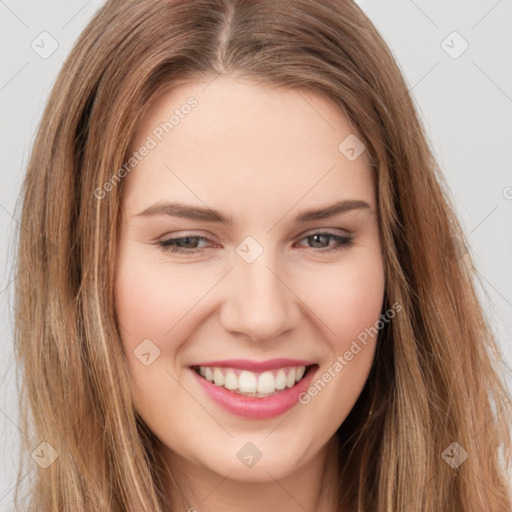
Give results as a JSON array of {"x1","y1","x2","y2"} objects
[
  {"x1": 156, "y1": 234, "x2": 211, "y2": 254},
  {"x1": 155, "y1": 231, "x2": 354, "y2": 255},
  {"x1": 295, "y1": 232, "x2": 354, "y2": 253}
]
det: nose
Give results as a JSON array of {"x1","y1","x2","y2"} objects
[{"x1": 219, "y1": 248, "x2": 301, "y2": 343}]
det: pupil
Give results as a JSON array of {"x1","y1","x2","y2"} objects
[
  {"x1": 183, "y1": 237, "x2": 197, "y2": 248},
  {"x1": 311, "y1": 234, "x2": 328, "y2": 248}
]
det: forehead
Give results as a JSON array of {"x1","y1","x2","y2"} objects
[{"x1": 122, "y1": 75, "x2": 375, "y2": 218}]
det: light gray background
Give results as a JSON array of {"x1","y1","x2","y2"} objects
[{"x1": 1, "y1": 0, "x2": 511, "y2": 508}]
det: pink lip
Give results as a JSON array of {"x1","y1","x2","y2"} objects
[
  {"x1": 190, "y1": 364, "x2": 319, "y2": 420},
  {"x1": 188, "y1": 358, "x2": 316, "y2": 372}
]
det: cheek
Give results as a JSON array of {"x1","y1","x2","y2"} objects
[
  {"x1": 299, "y1": 249, "x2": 386, "y2": 351},
  {"x1": 114, "y1": 254, "x2": 192, "y2": 427},
  {"x1": 340, "y1": 261, "x2": 385, "y2": 344},
  {"x1": 292, "y1": 258, "x2": 384, "y2": 434},
  {"x1": 114, "y1": 268, "x2": 168, "y2": 343},
  {"x1": 114, "y1": 249, "x2": 206, "y2": 346}
]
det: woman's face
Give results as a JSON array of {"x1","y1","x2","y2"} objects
[{"x1": 114, "y1": 75, "x2": 385, "y2": 483}]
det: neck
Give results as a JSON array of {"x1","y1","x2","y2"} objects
[{"x1": 162, "y1": 435, "x2": 343, "y2": 512}]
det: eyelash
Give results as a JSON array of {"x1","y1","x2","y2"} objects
[{"x1": 156, "y1": 231, "x2": 354, "y2": 255}]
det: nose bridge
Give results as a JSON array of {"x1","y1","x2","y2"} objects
[{"x1": 222, "y1": 237, "x2": 299, "y2": 341}]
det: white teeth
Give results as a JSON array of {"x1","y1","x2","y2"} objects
[
  {"x1": 224, "y1": 370, "x2": 238, "y2": 390},
  {"x1": 257, "y1": 371, "x2": 276, "y2": 394},
  {"x1": 275, "y1": 369, "x2": 287, "y2": 390},
  {"x1": 286, "y1": 368, "x2": 296, "y2": 388},
  {"x1": 295, "y1": 366, "x2": 305, "y2": 381},
  {"x1": 238, "y1": 371, "x2": 257, "y2": 393},
  {"x1": 196, "y1": 365, "x2": 308, "y2": 396},
  {"x1": 213, "y1": 368, "x2": 225, "y2": 386}
]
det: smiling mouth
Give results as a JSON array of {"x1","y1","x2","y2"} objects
[{"x1": 191, "y1": 364, "x2": 317, "y2": 398}]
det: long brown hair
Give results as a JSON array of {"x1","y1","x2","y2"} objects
[{"x1": 13, "y1": 1, "x2": 511, "y2": 510}]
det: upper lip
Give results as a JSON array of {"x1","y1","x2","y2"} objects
[{"x1": 189, "y1": 358, "x2": 316, "y2": 372}]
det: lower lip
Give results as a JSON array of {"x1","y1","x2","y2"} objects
[{"x1": 190, "y1": 365, "x2": 318, "y2": 419}]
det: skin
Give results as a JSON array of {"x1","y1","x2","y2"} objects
[{"x1": 114, "y1": 75, "x2": 386, "y2": 512}]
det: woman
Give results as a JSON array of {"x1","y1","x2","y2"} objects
[{"x1": 13, "y1": 0, "x2": 511, "y2": 511}]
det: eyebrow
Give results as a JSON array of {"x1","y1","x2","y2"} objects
[{"x1": 135, "y1": 199, "x2": 372, "y2": 225}]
